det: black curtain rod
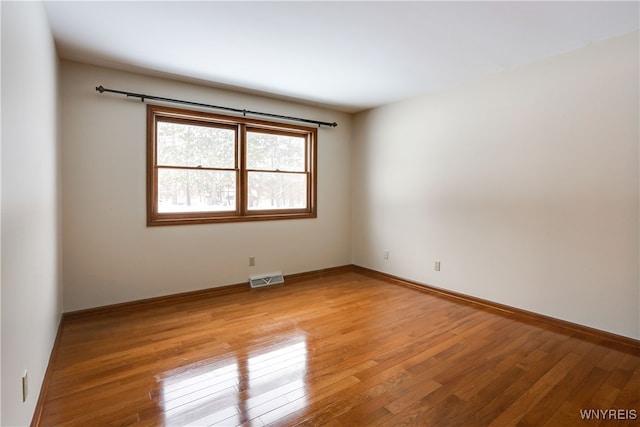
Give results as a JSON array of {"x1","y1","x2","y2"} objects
[{"x1": 95, "y1": 85, "x2": 338, "y2": 128}]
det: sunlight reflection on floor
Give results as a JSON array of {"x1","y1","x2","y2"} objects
[{"x1": 160, "y1": 335, "x2": 309, "y2": 426}]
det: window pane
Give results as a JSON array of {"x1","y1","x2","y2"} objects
[
  {"x1": 158, "y1": 169, "x2": 236, "y2": 213},
  {"x1": 246, "y1": 132, "x2": 305, "y2": 172},
  {"x1": 247, "y1": 172, "x2": 307, "y2": 210},
  {"x1": 157, "y1": 122, "x2": 235, "y2": 168}
]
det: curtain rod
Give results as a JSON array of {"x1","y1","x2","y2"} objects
[{"x1": 95, "y1": 86, "x2": 338, "y2": 128}]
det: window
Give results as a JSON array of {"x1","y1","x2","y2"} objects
[{"x1": 147, "y1": 105, "x2": 317, "y2": 225}]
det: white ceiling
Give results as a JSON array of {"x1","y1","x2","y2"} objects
[{"x1": 44, "y1": 1, "x2": 639, "y2": 113}]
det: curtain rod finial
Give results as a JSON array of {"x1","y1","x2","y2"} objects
[{"x1": 96, "y1": 85, "x2": 105, "y2": 93}]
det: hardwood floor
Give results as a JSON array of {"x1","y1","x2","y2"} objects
[{"x1": 37, "y1": 270, "x2": 639, "y2": 426}]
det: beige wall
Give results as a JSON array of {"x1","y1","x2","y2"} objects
[
  {"x1": 61, "y1": 61, "x2": 352, "y2": 312},
  {"x1": 1, "y1": 2, "x2": 62, "y2": 425},
  {"x1": 352, "y1": 31, "x2": 639, "y2": 339}
]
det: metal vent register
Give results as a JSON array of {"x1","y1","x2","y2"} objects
[{"x1": 249, "y1": 272, "x2": 285, "y2": 288}]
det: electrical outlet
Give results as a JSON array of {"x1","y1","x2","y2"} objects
[
  {"x1": 249, "y1": 256, "x2": 255, "y2": 267},
  {"x1": 383, "y1": 250, "x2": 389, "y2": 260},
  {"x1": 434, "y1": 261, "x2": 441, "y2": 271},
  {"x1": 22, "y1": 370, "x2": 28, "y2": 402}
]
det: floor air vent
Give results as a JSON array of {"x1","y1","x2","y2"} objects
[{"x1": 249, "y1": 272, "x2": 284, "y2": 288}]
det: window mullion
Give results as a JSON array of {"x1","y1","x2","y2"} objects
[{"x1": 239, "y1": 123, "x2": 247, "y2": 216}]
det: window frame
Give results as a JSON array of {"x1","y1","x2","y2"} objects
[{"x1": 147, "y1": 105, "x2": 317, "y2": 226}]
